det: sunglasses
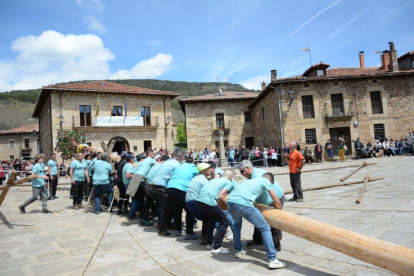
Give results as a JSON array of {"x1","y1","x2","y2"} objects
[{"x1": 240, "y1": 167, "x2": 247, "y2": 174}]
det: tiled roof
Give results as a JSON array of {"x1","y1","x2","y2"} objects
[
  {"x1": 43, "y1": 81, "x2": 179, "y2": 97},
  {"x1": 179, "y1": 91, "x2": 258, "y2": 102},
  {"x1": 398, "y1": 50, "x2": 414, "y2": 60},
  {"x1": 0, "y1": 124, "x2": 39, "y2": 134},
  {"x1": 279, "y1": 67, "x2": 414, "y2": 81},
  {"x1": 302, "y1": 62, "x2": 330, "y2": 76}
]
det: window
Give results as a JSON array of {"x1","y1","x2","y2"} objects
[
  {"x1": 216, "y1": 113, "x2": 224, "y2": 129},
  {"x1": 79, "y1": 105, "x2": 91, "y2": 126},
  {"x1": 262, "y1": 107, "x2": 265, "y2": 120},
  {"x1": 133, "y1": 146, "x2": 138, "y2": 151},
  {"x1": 244, "y1": 111, "x2": 252, "y2": 122},
  {"x1": 112, "y1": 106, "x2": 122, "y2": 116},
  {"x1": 9, "y1": 140, "x2": 14, "y2": 147},
  {"x1": 140, "y1": 107, "x2": 151, "y2": 126},
  {"x1": 302, "y1": 96, "x2": 315, "y2": 118},
  {"x1": 143, "y1": 140, "x2": 152, "y2": 150},
  {"x1": 305, "y1": 129, "x2": 317, "y2": 144},
  {"x1": 374, "y1": 124, "x2": 385, "y2": 140},
  {"x1": 370, "y1": 92, "x2": 383, "y2": 114},
  {"x1": 10, "y1": 155, "x2": 14, "y2": 161},
  {"x1": 316, "y1": 69, "x2": 325, "y2": 76},
  {"x1": 86, "y1": 142, "x2": 92, "y2": 147},
  {"x1": 24, "y1": 139, "x2": 30, "y2": 149},
  {"x1": 331, "y1": 94, "x2": 344, "y2": 116}
]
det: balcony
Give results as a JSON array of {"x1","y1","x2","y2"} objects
[
  {"x1": 325, "y1": 102, "x2": 353, "y2": 121},
  {"x1": 212, "y1": 120, "x2": 230, "y2": 134},
  {"x1": 302, "y1": 105, "x2": 315, "y2": 119},
  {"x1": 371, "y1": 101, "x2": 383, "y2": 114},
  {"x1": 71, "y1": 116, "x2": 159, "y2": 131}
]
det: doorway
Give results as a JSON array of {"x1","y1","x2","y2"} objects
[
  {"x1": 143, "y1": 140, "x2": 152, "y2": 151},
  {"x1": 329, "y1": 127, "x2": 352, "y2": 156},
  {"x1": 245, "y1": 137, "x2": 254, "y2": 149},
  {"x1": 109, "y1": 137, "x2": 129, "y2": 154}
]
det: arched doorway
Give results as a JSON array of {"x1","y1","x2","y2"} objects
[{"x1": 109, "y1": 136, "x2": 130, "y2": 154}]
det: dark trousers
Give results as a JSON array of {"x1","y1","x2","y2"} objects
[
  {"x1": 186, "y1": 200, "x2": 207, "y2": 236},
  {"x1": 49, "y1": 175, "x2": 58, "y2": 197},
  {"x1": 252, "y1": 195, "x2": 285, "y2": 250},
  {"x1": 289, "y1": 173, "x2": 303, "y2": 199},
  {"x1": 355, "y1": 149, "x2": 361, "y2": 159},
  {"x1": 167, "y1": 188, "x2": 194, "y2": 234},
  {"x1": 134, "y1": 181, "x2": 151, "y2": 220},
  {"x1": 316, "y1": 152, "x2": 322, "y2": 163},
  {"x1": 73, "y1": 180, "x2": 84, "y2": 205},
  {"x1": 152, "y1": 185, "x2": 171, "y2": 230},
  {"x1": 196, "y1": 201, "x2": 228, "y2": 249}
]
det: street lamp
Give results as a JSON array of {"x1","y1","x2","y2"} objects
[
  {"x1": 289, "y1": 90, "x2": 294, "y2": 105},
  {"x1": 59, "y1": 115, "x2": 64, "y2": 129},
  {"x1": 166, "y1": 115, "x2": 171, "y2": 126}
]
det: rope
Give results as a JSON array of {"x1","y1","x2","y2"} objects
[
  {"x1": 124, "y1": 226, "x2": 179, "y2": 276},
  {"x1": 80, "y1": 187, "x2": 118, "y2": 276}
]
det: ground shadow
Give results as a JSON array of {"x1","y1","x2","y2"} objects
[{"x1": 0, "y1": 211, "x2": 34, "y2": 228}]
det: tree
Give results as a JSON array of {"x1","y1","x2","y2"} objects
[
  {"x1": 57, "y1": 130, "x2": 85, "y2": 160},
  {"x1": 176, "y1": 123, "x2": 187, "y2": 146}
]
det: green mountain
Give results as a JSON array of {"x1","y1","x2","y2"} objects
[{"x1": 0, "y1": 79, "x2": 258, "y2": 129}]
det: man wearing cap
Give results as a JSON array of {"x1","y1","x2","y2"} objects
[
  {"x1": 117, "y1": 153, "x2": 132, "y2": 214},
  {"x1": 126, "y1": 154, "x2": 146, "y2": 220},
  {"x1": 219, "y1": 173, "x2": 285, "y2": 269},
  {"x1": 153, "y1": 150, "x2": 185, "y2": 236},
  {"x1": 196, "y1": 170, "x2": 234, "y2": 254},
  {"x1": 167, "y1": 156, "x2": 199, "y2": 239},
  {"x1": 131, "y1": 150, "x2": 158, "y2": 226}
]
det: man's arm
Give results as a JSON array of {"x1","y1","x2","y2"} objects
[
  {"x1": 268, "y1": 190, "x2": 282, "y2": 209},
  {"x1": 84, "y1": 169, "x2": 90, "y2": 183},
  {"x1": 69, "y1": 168, "x2": 75, "y2": 184}
]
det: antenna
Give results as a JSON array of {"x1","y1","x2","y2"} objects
[{"x1": 301, "y1": 45, "x2": 312, "y2": 66}]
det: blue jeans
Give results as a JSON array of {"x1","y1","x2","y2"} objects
[
  {"x1": 227, "y1": 202, "x2": 276, "y2": 260},
  {"x1": 214, "y1": 210, "x2": 234, "y2": 231},
  {"x1": 263, "y1": 158, "x2": 268, "y2": 168},
  {"x1": 327, "y1": 149, "x2": 334, "y2": 158},
  {"x1": 228, "y1": 158, "x2": 234, "y2": 168},
  {"x1": 129, "y1": 199, "x2": 139, "y2": 217},
  {"x1": 94, "y1": 184, "x2": 113, "y2": 211}
]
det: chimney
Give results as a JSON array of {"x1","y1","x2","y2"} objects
[
  {"x1": 381, "y1": 50, "x2": 390, "y2": 71},
  {"x1": 388, "y1": 42, "x2": 398, "y2": 72},
  {"x1": 359, "y1": 51, "x2": 365, "y2": 68},
  {"x1": 261, "y1": 81, "x2": 266, "y2": 91},
  {"x1": 271, "y1": 70, "x2": 277, "y2": 82}
]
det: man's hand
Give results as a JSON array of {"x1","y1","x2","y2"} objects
[
  {"x1": 71, "y1": 179, "x2": 75, "y2": 185},
  {"x1": 295, "y1": 167, "x2": 301, "y2": 172},
  {"x1": 42, "y1": 175, "x2": 49, "y2": 180},
  {"x1": 50, "y1": 176, "x2": 54, "y2": 181},
  {"x1": 57, "y1": 175, "x2": 60, "y2": 179}
]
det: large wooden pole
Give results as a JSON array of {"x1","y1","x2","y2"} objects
[
  {"x1": 0, "y1": 171, "x2": 39, "y2": 206},
  {"x1": 355, "y1": 173, "x2": 369, "y2": 204},
  {"x1": 255, "y1": 204, "x2": 414, "y2": 276},
  {"x1": 340, "y1": 162, "x2": 366, "y2": 182},
  {"x1": 273, "y1": 162, "x2": 376, "y2": 176},
  {"x1": 83, "y1": 187, "x2": 94, "y2": 214}
]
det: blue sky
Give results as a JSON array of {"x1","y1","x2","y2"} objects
[{"x1": 0, "y1": 0, "x2": 413, "y2": 92}]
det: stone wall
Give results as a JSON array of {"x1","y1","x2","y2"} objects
[
  {"x1": 39, "y1": 96, "x2": 53, "y2": 159},
  {"x1": 0, "y1": 133, "x2": 38, "y2": 161},
  {"x1": 185, "y1": 100, "x2": 254, "y2": 150}
]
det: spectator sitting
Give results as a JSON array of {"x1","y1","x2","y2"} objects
[
  {"x1": 304, "y1": 146, "x2": 314, "y2": 164},
  {"x1": 395, "y1": 139, "x2": 403, "y2": 155},
  {"x1": 383, "y1": 139, "x2": 394, "y2": 157},
  {"x1": 366, "y1": 142, "x2": 375, "y2": 158}
]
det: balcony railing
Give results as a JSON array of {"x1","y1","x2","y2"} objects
[
  {"x1": 212, "y1": 120, "x2": 230, "y2": 133},
  {"x1": 71, "y1": 116, "x2": 159, "y2": 128},
  {"x1": 302, "y1": 105, "x2": 315, "y2": 119},
  {"x1": 331, "y1": 102, "x2": 345, "y2": 116},
  {"x1": 216, "y1": 120, "x2": 225, "y2": 130},
  {"x1": 371, "y1": 101, "x2": 383, "y2": 114}
]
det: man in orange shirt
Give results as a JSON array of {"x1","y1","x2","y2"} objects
[{"x1": 285, "y1": 142, "x2": 305, "y2": 202}]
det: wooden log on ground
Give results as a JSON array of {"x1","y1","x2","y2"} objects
[
  {"x1": 283, "y1": 176, "x2": 384, "y2": 194},
  {"x1": 273, "y1": 162, "x2": 376, "y2": 176},
  {"x1": 0, "y1": 172, "x2": 39, "y2": 206},
  {"x1": 84, "y1": 186, "x2": 94, "y2": 214},
  {"x1": 340, "y1": 162, "x2": 366, "y2": 182},
  {"x1": 356, "y1": 173, "x2": 369, "y2": 204},
  {"x1": 255, "y1": 203, "x2": 414, "y2": 276}
]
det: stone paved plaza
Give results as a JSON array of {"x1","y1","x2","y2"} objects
[{"x1": 1, "y1": 156, "x2": 413, "y2": 276}]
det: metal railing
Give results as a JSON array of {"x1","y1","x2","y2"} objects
[
  {"x1": 302, "y1": 105, "x2": 315, "y2": 119},
  {"x1": 216, "y1": 120, "x2": 225, "y2": 129},
  {"x1": 331, "y1": 102, "x2": 345, "y2": 116},
  {"x1": 371, "y1": 101, "x2": 383, "y2": 114}
]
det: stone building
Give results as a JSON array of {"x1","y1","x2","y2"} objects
[
  {"x1": 32, "y1": 81, "x2": 179, "y2": 160},
  {"x1": 0, "y1": 124, "x2": 39, "y2": 161},
  {"x1": 250, "y1": 42, "x2": 414, "y2": 159},
  {"x1": 179, "y1": 91, "x2": 258, "y2": 150}
]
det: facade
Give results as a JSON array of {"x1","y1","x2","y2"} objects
[
  {"x1": 179, "y1": 91, "x2": 258, "y2": 150},
  {"x1": 0, "y1": 124, "x2": 39, "y2": 161},
  {"x1": 250, "y1": 42, "x2": 414, "y2": 159},
  {"x1": 32, "y1": 81, "x2": 179, "y2": 160}
]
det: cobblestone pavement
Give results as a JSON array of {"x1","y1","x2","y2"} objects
[{"x1": 1, "y1": 156, "x2": 413, "y2": 276}]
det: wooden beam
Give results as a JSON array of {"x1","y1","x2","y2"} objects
[
  {"x1": 255, "y1": 204, "x2": 414, "y2": 276},
  {"x1": 356, "y1": 173, "x2": 369, "y2": 204},
  {"x1": 340, "y1": 162, "x2": 366, "y2": 182},
  {"x1": 0, "y1": 172, "x2": 39, "y2": 206},
  {"x1": 100, "y1": 141, "x2": 108, "y2": 153},
  {"x1": 107, "y1": 140, "x2": 116, "y2": 153},
  {"x1": 83, "y1": 187, "x2": 94, "y2": 214},
  {"x1": 273, "y1": 162, "x2": 376, "y2": 176}
]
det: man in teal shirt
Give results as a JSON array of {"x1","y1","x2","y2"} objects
[
  {"x1": 220, "y1": 174, "x2": 285, "y2": 269},
  {"x1": 47, "y1": 153, "x2": 59, "y2": 200},
  {"x1": 19, "y1": 154, "x2": 50, "y2": 213},
  {"x1": 127, "y1": 154, "x2": 146, "y2": 220},
  {"x1": 93, "y1": 153, "x2": 114, "y2": 215},
  {"x1": 69, "y1": 153, "x2": 90, "y2": 210},
  {"x1": 196, "y1": 170, "x2": 234, "y2": 254}
]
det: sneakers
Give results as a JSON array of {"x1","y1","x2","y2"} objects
[
  {"x1": 246, "y1": 240, "x2": 263, "y2": 246},
  {"x1": 268, "y1": 258, "x2": 286, "y2": 269},
  {"x1": 19, "y1": 206, "x2": 26, "y2": 214},
  {"x1": 184, "y1": 233, "x2": 199, "y2": 240},
  {"x1": 206, "y1": 244, "x2": 213, "y2": 250},
  {"x1": 288, "y1": 197, "x2": 297, "y2": 202},
  {"x1": 42, "y1": 209, "x2": 50, "y2": 213},
  {"x1": 199, "y1": 236, "x2": 207, "y2": 245},
  {"x1": 128, "y1": 215, "x2": 138, "y2": 220},
  {"x1": 96, "y1": 210, "x2": 100, "y2": 215},
  {"x1": 74, "y1": 205, "x2": 80, "y2": 210},
  {"x1": 235, "y1": 249, "x2": 247, "y2": 258},
  {"x1": 158, "y1": 229, "x2": 171, "y2": 236},
  {"x1": 193, "y1": 221, "x2": 199, "y2": 229},
  {"x1": 175, "y1": 230, "x2": 184, "y2": 236},
  {"x1": 211, "y1": 247, "x2": 230, "y2": 254},
  {"x1": 48, "y1": 196, "x2": 54, "y2": 200},
  {"x1": 141, "y1": 219, "x2": 154, "y2": 226},
  {"x1": 226, "y1": 234, "x2": 233, "y2": 240},
  {"x1": 296, "y1": 198, "x2": 303, "y2": 202},
  {"x1": 54, "y1": 196, "x2": 59, "y2": 199}
]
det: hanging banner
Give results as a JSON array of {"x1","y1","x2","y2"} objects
[{"x1": 95, "y1": 116, "x2": 144, "y2": 127}]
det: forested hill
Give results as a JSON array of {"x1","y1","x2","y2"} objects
[{"x1": 0, "y1": 79, "x2": 259, "y2": 129}]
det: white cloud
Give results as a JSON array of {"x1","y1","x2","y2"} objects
[
  {"x1": 110, "y1": 53, "x2": 173, "y2": 79},
  {"x1": 146, "y1": 40, "x2": 162, "y2": 46},
  {"x1": 240, "y1": 75, "x2": 270, "y2": 91},
  {"x1": 76, "y1": 0, "x2": 105, "y2": 11},
  {"x1": 0, "y1": 31, "x2": 175, "y2": 91},
  {"x1": 84, "y1": 16, "x2": 107, "y2": 33}
]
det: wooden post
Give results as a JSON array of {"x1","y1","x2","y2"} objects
[
  {"x1": 273, "y1": 162, "x2": 376, "y2": 176},
  {"x1": 340, "y1": 162, "x2": 366, "y2": 182},
  {"x1": 356, "y1": 173, "x2": 369, "y2": 204},
  {"x1": 255, "y1": 204, "x2": 414, "y2": 276},
  {"x1": 100, "y1": 141, "x2": 108, "y2": 153},
  {"x1": 83, "y1": 187, "x2": 94, "y2": 214},
  {"x1": 0, "y1": 172, "x2": 39, "y2": 206}
]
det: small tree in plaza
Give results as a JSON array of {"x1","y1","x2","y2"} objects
[
  {"x1": 56, "y1": 130, "x2": 85, "y2": 160},
  {"x1": 176, "y1": 123, "x2": 187, "y2": 147}
]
